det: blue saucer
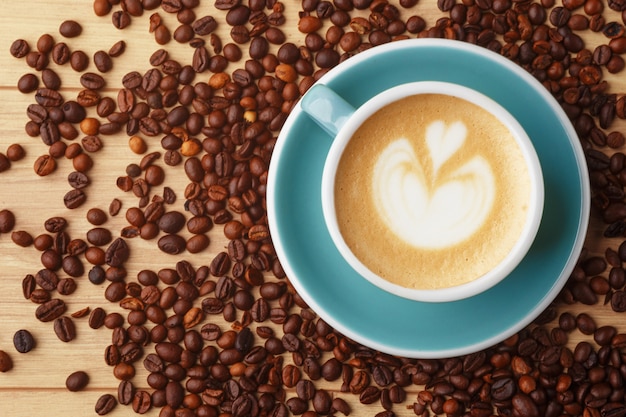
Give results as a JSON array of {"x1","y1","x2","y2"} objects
[{"x1": 267, "y1": 39, "x2": 590, "y2": 358}]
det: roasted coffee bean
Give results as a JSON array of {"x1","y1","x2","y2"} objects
[
  {"x1": 62, "y1": 101, "x2": 87, "y2": 124},
  {"x1": 38, "y1": 34, "x2": 55, "y2": 54},
  {"x1": 158, "y1": 211, "x2": 186, "y2": 233},
  {"x1": 59, "y1": 20, "x2": 82, "y2": 37},
  {"x1": 88, "y1": 307, "x2": 106, "y2": 329},
  {"x1": 0, "y1": 351, "x2": 13, "y2": 372},
  {"x1": 57, "y1": 265, "x2": 79, "y2": 287},
  {"x1": 582, "y1": 256, "x2": 607, "y2": 276},
  {"x1": 40, "y1": 248, "x2": 61, "y2": 271},
  {"x1": 142, "y1": 68, "x2": 162, "y2": 93},
  {"x1": 35, "y1": 268, "x2": 59, "y2": 291},
  {"x1": 570, "y1": 281, "x2": 598, "y2": 305},
  {"x1": 186, "y1": 234, "x2": 210, "y2": 253},
  {"x1": 192, "y1": 15, "x2": 218, "y2": 36},
  {"x1": 511, "y1": 393, "x2": 539, "y2": 417},
  {"x1": 70, "y1": 50, "x2": 90, "y2": 72},
  {"x1": 108, "y1": 40, "x2": 126, "y2": 57},
  {"x1": 95, "y1": 394, "x2": 117, "y2": 415},
  {"x1": 105, "y1": 238, "x2": 130, "y2": 267},
  {"x1": 491, "y1": 376, "x2": 516, "y2": 400},
  {"x1": 0, "y1": 209, "x2": 16, "y2": 233},
  {"x1": 155, "y1": 342, "x2": 183, "y2": 363},
  {"x1": 158, "y1": 234, "x2": 187, "y2": 254},
  {"x1": 358, "y1": 384, "x2": 383, "y2": 405},
  {"x1": 17, "y1": 73, "x2": 39, "y2": 93},
  {"x1": 143, "y1": 353, "x2": 164, "y2": 374},
  {"x1": 117, "y1": 380, "x2": 135, "y2": 405},
  {"x1": 321, "y1": 358, "x2": 342, "y2": 385},
  {"x1": 94, "y1": 50, "x2": 113, "y2": 72},
  {"x1": 50, "y1": 42, "x2": 70, "y2": 65},
  {"x1": 186, "y1": 216, "x2": 213, "y2": 235},
  {"x1": 77, "y1": 89, "x2": 100, "y2": 108},
  {"x1": 210, "y1": 252, "x2": 231, "y2": 277},
  {"x1": 48, "y1": 274, "x2": 73, "y2": 297},
  {"x1": 10, "y1": 39, "x2": 30, "y2": 58},
  {"x1": 611, "y1": 290, "x2": 626, "y2": 311},
  {"x1": 576, "y1": 312, "x2": 597, "y2": 335},
  {"x1": 26, "y1": 50, "x2": 49, "y2": 70},
  {"x1": 6, "y1": 144, "x2": 24, "y2": 162},
  {"x1": 312, "y1": 389, "x2": 332, "y2": 414},
  {"x1": 67, "y1": 172, "x2": 89, "y2": 190},
  {"x1": 26, "y1": 104, "x2": 47, "y2": 124},
  {"x1": 111, "y1": 9, "x2": 131, "y2": 29},
  {"x1": 67, "y1": 239, "x2": 87, "y2": 256},
  {"x1": 35, "y1": 299, "x2": 66, "y2": 322},
  {"x1": 87, "y1": 227, "x2": 113, "y2": 246},
  {"x1": 132, "y1": 390, "x2": 152, "y2": 413},
  {"x1": 35, "y1": 88, "x2": 63, "y2": 107},
  {"x1": 41, "y1": 69, "x2": 62, "y2": 91},
  {"x1": 21, "y1": 274, "x2": 36, "y2": 300},
  {"x1": 66, "y1": 371, "x2": 89, "y2": 391},
  {"x1": 53, "y1": 316, "x2": 76, "y2": 342},
  {"x1": 80, "y1": 72, "x2": 106, "y2": 90},
  {"x1": 11, "y1": 230, "x2": 32, "y2": 247},
  {"x1": 40, "y1": 120, "x2": 61, "y2": 145},
  {"x1": 64, "y1": 189, "x2": 87, "y2": 209},
  {"x1": 13, "y1": 329, "x2": 35, "y2": 353},
  {"x1": 43, "y1": 216, "x2": 67, "y2": 233}
]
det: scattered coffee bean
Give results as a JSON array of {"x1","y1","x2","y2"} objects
[
  {"x1": 17, "y1": 73, "x2": 39, "y2": 93},
  {"x1": 0, "y1": 153, "x2": 10, "y2": 173},
  {"x1": 95, "y1": 393, "x2": 117, "y2": 415},
  {"x1": 86, "y1": 208, "x2": 108, "y2": 225},
  {"x1": 157, "y1": 234, "x2": 187, "y2": 254},
  {"x1": 6, "y1": 144, "x2": 25, "y2": 162},
  {"x1": 64, "y1": 189, "x2": 87, "y2": 209},
  {"x1": 70, "y1": 50, "x2": 89, "y2": 72},
  {"x1": 0, "y1": 351, "x2": 13, "y2": 372},
  {"x1": 59, "y1": 20, "x2": 82, "y2": 38},
  {"x1": 0, "y1": 209, "x2": 16, "y2": 233},
  {"x1": 10, "y1": 39, "x2": 30, "y2": 58},
  {"x1": 34, "y1": 154, "x2": 56, "y2": 176},
  {"x1": 53, "y1": 316, "x2": 76, "y2": 342},
  {"x1": 109, "y1": 198, "x2": 122, "y2": 216},
  {"x1": 13, "y1": 329, "x2": 35, "y2": 353},
  {"x1": 109, "y1": 40, "x2": 126, "y2": 57},
  {"x1": 35, "y1": 299, "x2": 66, "y2": 322},
  {"x1": 94, "y1": 50, "x2": 113, "y2": 73},
  {"x1": 11, "y1": 230, "x2": 33, "y2": 247},
  {"x1": 66, "y1": 370, "x2": 89, "y2": 391}
]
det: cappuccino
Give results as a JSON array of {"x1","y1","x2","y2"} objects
[{"x1": 333, "y1": 93, "x2": 532, "y2": 290}]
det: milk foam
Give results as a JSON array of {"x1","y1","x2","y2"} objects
[
  {"x1": 333, "y1": 93, "x2": 531, "y2": 290},
  {"x1": 372, "y1": 120, "x2": 496, "y2": 249}
]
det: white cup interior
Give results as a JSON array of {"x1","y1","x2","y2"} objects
[{"x1": 321, "y1": 81, "x2": 544, "y2": 303}]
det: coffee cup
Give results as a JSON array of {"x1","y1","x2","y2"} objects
[{"x1": 301, "y1": 81, "x2": 544, "y2": 303}]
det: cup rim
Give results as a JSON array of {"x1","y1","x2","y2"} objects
[{"x1": 321, "y1": 80, "x2": 545, "y2": 303}]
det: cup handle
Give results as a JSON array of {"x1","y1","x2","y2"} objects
[{"x1": 301, "y1": 84, "x2": 356, "y2": 137}]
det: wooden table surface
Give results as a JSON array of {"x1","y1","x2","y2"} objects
[{"x1": 0, "y1": 0, "x2": 624, "y2": 416}]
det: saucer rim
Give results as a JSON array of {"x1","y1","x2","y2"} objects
[{"x1": 267, "y1": 38, "x2": 590, "y2": 358}]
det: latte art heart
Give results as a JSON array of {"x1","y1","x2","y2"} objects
[
  {"x1": 333, "y1": 93, "x2": 532, "y2": 290},
  {"x1": 373, "y1": 120, "x2": 496, "y2": 249}
]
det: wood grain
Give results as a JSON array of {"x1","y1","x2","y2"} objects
[{"x1": 0, "y1": 1, "x2": 625, "y2": 416}]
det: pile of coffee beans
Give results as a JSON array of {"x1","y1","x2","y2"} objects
[{"x1": 5, "y1": 0, "x2": 626, "y2": 416}]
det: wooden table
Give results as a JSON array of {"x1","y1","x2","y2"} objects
[{"x1": 0, "y1": 1, "x2": 623, "y2": 416}]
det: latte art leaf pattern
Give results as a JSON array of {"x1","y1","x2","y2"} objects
[{"x1": 373, "y1": 120, "x2": 496, "y2": 249}]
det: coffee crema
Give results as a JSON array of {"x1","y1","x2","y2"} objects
[{"x1": 334, "y1": 93, "x2": 532, "y2": 290}]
